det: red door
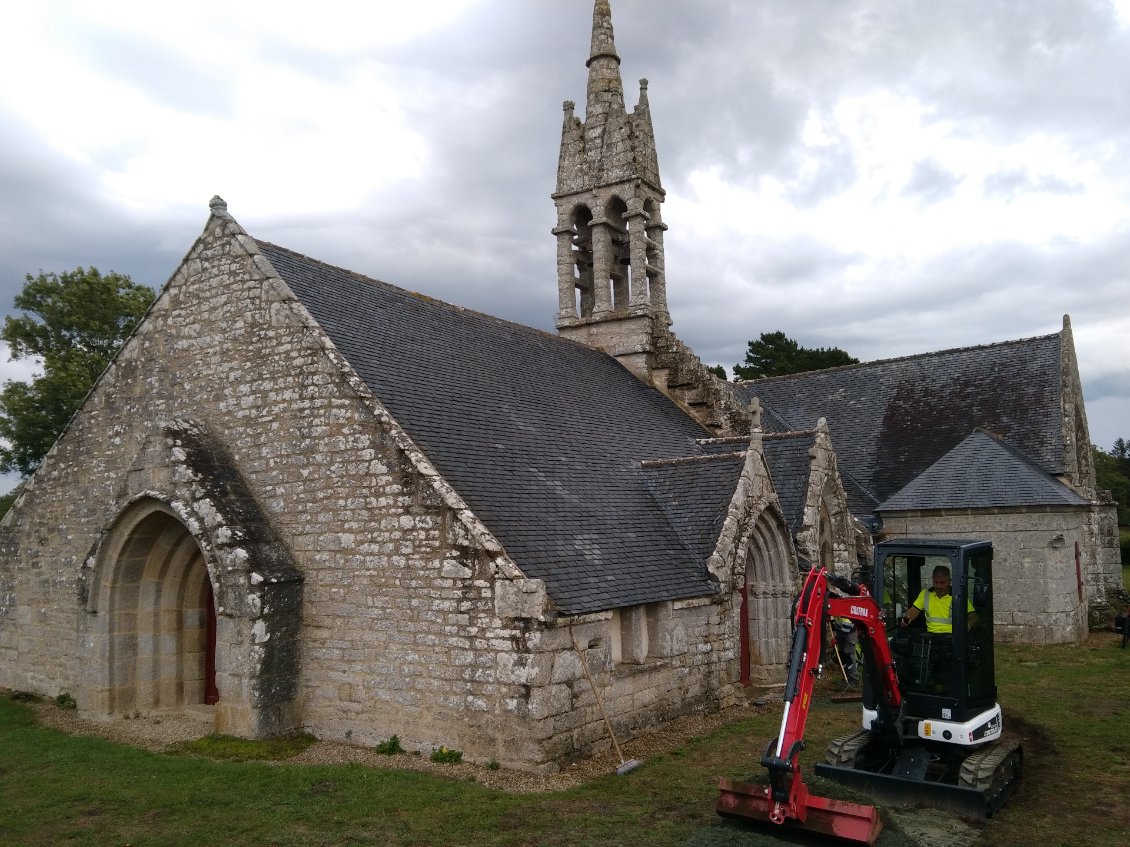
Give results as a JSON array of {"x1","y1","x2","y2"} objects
[
  {"x1": 739, "y1": 584, "x2": 750, "y2": 686},
  {"x1": 204, "y1": 578, "x2": 219, "y2": 705}
]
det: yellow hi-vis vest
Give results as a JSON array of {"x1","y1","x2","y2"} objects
[{"x1": 913, "y1": 590, "x2": 975, "y2": 634}]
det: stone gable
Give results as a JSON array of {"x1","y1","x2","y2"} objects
[{"x1": 0, "y1": 204, "x2": 567, "y2": 761}]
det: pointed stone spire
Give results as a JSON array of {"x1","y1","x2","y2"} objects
[
  {"x1": 632, "y1": 78, "x2": 660, "y2": 185},
  {"x1": 589, "y1": 0, "x2": 618, "y2": 59},
  {"x1": 636, "y1": 77, "x2": 650, "y2": 110},
  {"x1": 585, "y1": 0, "x2": 625, "y2": 132},
  {"x1": 557, "y1": 100, "x2": 584, "y2": 189}
]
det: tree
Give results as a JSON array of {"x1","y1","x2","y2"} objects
[
  {"x1": 707, "y1": 364, "x2": 727, "y2": 380},
  {"x1": 0, "y1": 267, "x2": 155, "y2": 477},
  {"x1": 1094, "y1": 441, "x2": 1130, "y2": 528},
  {"x1": 733, "y1": 331, "x2": 858, "y2": 381}
]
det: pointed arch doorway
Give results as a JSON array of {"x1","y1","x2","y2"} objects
[
  {"x1": 739, "y1": 509, "x2": 796, "y2": 687},
  {"x1": 101, "y1": 502, "x2": 219, "y2": 713}
]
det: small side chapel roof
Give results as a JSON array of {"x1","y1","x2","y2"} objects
[
  {"x1": 257, "y1": 241, "x2": 721, "y2": 615},
  {"x1": 878, "y1": 429, "x2": 1088, "y2": 511}
]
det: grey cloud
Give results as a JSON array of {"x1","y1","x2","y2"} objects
[
  {"x1": 633, "y1": 0, "x2": 1130, "y2": 183},
  {"x1": 1086, "y1": 372, "x2": 1130, "y2": 403},
  {"x1": 849, "y1": 0, "x2": 1130, "y2": 146},
  {"x1": 55, "y1": 22, "x2": 239, "y2": 118},
  {"x1": 983, "y1": 169, "x2": 1084, "y2": 200},
  {"x1": 903, "y1": 158, "x2": 963, "y2": 204},
  {"x1": 0, "y1": 110, "x2": 174, "y2": 305},
  {"x1": 739, "y1": 236, "x2": 861, "y2": 288},
  {"x1": 783, "y1": 139, "x2": 859, "y2": 207},
  {"x1": 676, "y1": 225, "x2": 1130, "y2": 374},
  {"x1": 658, "y1": 62, "x2": 809, "y2": 191}
]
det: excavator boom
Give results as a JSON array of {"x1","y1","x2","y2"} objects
[{"x1": 717, "y1": 566, "x2": 889, "y2": 845}]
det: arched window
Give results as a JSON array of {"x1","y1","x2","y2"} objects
[
  {"x1": 605, "y1": 196, "x2": 630, "y2": 310},
  {"x1": 571, "y1": 205, "x2": 595, "y2": 317}
]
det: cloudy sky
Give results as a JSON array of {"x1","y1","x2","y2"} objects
[{"x1": 1, "y1": 0, "x2": 1128, "y2": 477}]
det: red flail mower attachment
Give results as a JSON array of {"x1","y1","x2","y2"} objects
[
  {"x1": 718, "y1": 774, "x2": 882, "y2": 845},
  {"x1": 717, "y1": 566, "x2": 885, "y2": 845}
]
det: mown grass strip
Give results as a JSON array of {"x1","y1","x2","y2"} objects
[{"x1": 2, "y1": 633, "x2": 1128, "y2": 847}]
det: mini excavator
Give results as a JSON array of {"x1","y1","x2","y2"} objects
[{"x1": 718, "y1": 539, "x2": 1022, "y2": 845}]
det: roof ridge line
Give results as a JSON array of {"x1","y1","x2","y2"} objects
[
  {"x1": 762, "y1": 429, "x2": 817, "y2": 440},
  {"x1": 878, "y1": 428, "x2": 1086, "y2": 511},
  {"x1": 641, "y1": 452, "x2": 746, "y2": 468},
  {"x1": 838, "y1": 466, "x2": 882, "y2": 506},
  {"x1": 969, "y1": 427, "x2": 1067, "y2": 480}
]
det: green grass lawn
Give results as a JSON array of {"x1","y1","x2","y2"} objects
[{"x1": 3, "y1": 633, "x2": 1129, "y2": 847}]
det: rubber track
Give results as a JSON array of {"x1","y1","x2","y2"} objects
[
  {"x1": 958, "y1": 740, "x2": 1022, "y2": 804},
  {"x1": 825, "y1": 730, "x2": 873, "y2": 766}
]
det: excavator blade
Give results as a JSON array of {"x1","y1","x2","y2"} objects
[
  {"x1": 815, "y1": 740, "x2": 1022, "y2": 822},
  {"x1": 717, "y1": 778, "x2": 883, "y2": 845},
  {"x1": 815, "y1": 763, "x2": 987, "y2": 819}
]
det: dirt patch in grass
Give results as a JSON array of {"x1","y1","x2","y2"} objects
[{"x1": 178, "y1": 731, "x2": 317, "y2": 761}]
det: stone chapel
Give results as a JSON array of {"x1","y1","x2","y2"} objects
[{"x1": 0, "y1": 0, "x2": 1121, "y2": 772}]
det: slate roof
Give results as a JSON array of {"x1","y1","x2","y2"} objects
[
  {"x1": 732, "y1": 334, "x2": 1064, "y2": 511},
  {"x1": 258, "y1": 242, "x2": 722, "y2": 615},
  {"x1": 878, "y1": 430, "x2": 1088, "y2": 512},
  {"x1": 841, "y1": 474, "x2": 882, "y2": 531},
  {"x1": 761, "y1": 433, "x2": 815, "y2": 533},
  {"x1": 641, "y1": 454, "x2": 745, "y2": 563},
  {"x1": 691, "y1": 434, "x2": 819, "y2": 534}
]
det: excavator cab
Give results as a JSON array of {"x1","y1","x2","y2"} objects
[{"x1": 873, "y1": 540, "x2": 997, "y2": 722}]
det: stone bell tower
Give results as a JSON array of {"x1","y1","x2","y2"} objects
[
  {"x1": 552, "y1": 0, "x2": 751, "y2": 437},
  {"x1": 552, "y1": 0, "x2": 670, "y2": 379}
]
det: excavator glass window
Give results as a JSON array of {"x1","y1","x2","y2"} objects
[
  {"x1": 963, "y1": 548, "x2": 996, "y2": 704},
  {"x1": 874, "y1": 544, "x2": 997, "y2": 715},
  {"x1": 881, "y1": 554, "x2": 952, "y2": 694}
]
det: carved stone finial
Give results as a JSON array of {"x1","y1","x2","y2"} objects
[
  {"x1": 563, "y1": 99, "x2": 575, "y2": 114},
  {"x1": 209, "y1": 195, "x2": 230, "y2": 218},
  {"x1": 748, "y1": 397, "x2": 762, "y2": 430},
  {"x1": 639, "y1": 78, "x2": 648, "y2": 90}
]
